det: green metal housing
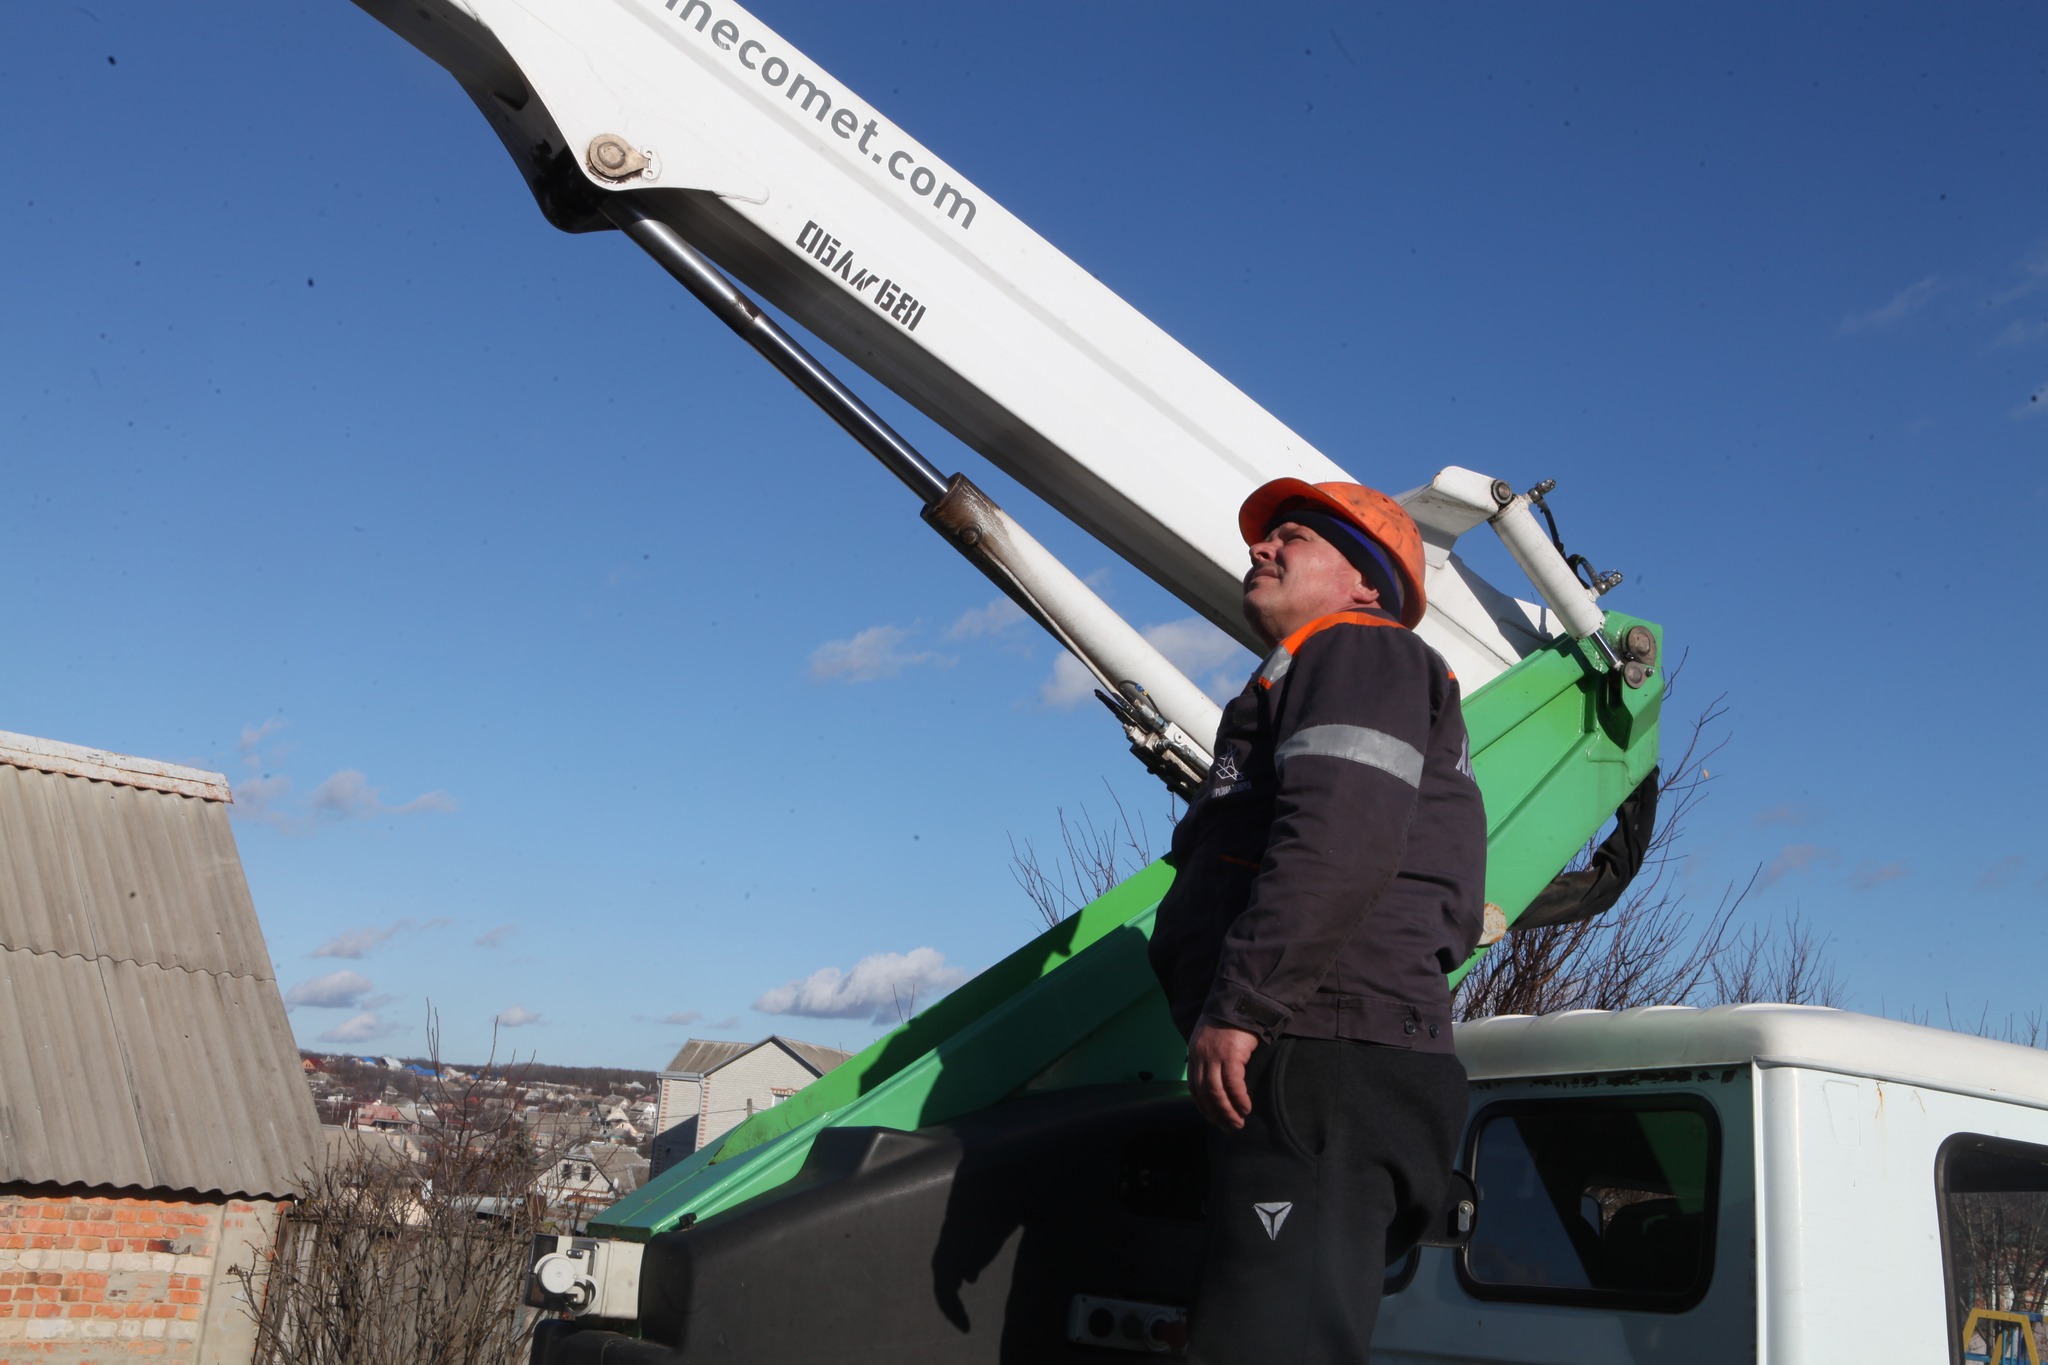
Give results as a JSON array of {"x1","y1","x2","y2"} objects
[{"x1": 595, "y1": 615, "x2": 1663, "y2": 1240}]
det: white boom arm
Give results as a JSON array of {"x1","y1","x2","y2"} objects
[{"x1": 356, "y1": 0, "x2": 1617, "y2": 729}]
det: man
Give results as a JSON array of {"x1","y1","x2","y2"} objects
[{"x1": 1148, "y1": 478, "x2": 1486, "y2": 1364}]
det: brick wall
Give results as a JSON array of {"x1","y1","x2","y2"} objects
[{"x1": 0, "y1": 1191, "x2": 282, "y2": 1364}]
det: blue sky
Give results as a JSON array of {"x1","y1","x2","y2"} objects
[{"x1": 5, "y1": 2, "x2": 2043, "y2": 1066}]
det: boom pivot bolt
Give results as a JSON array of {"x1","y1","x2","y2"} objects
[{"x1": 587, "y1": 134, "x2": 651, "y2": 182}]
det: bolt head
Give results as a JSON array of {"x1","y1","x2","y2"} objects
[{"x1": 586, "y1": 134, "x2": 650, "y2": 182}]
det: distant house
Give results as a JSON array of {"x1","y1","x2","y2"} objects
[
  {"x1": 0, "y1": 730, "x2": 322, "y2": 1363},
  {"x1": 650, "y1": 1037, "x2": 852, "y2": 1177},
  {"x1": 352, "y1": 1102, "x2": 416, "y2": 1132},
  {"x1": 533, "y1": 1144, "x2": 649, "y2": 1229}
]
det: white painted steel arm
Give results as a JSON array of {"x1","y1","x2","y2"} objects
[{"x1": 355, "y1": 0, "x2": 1579, "y2": 691}]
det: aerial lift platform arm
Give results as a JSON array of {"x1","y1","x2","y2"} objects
[{"x1": 347, "y1": 1, "x2": 1665, "y2": 1356}]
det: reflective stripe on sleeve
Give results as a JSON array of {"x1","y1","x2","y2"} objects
[{"x1": 1273, "y1": 724, "x2": 1424, "y2": 787}]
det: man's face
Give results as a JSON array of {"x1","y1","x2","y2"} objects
[{"x1": 1241, "y1": 520, "x2": 1379, "y2": 648}]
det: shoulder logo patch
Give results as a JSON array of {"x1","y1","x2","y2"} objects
[{"x1": 1253, "y1": 1201, "x2": 1293, "y2": 1240}]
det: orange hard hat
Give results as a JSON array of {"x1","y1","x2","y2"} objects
[{"x1": 1238, "y1": 478, "x2": 1428, "y2": 628}]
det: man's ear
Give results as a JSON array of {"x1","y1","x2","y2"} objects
[{"x1": 1345, "y1": 576, "x2": 1383, "y2": 612}]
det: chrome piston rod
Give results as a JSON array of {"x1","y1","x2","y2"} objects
[
  {"x1": 603, "y1": 196, "x2": 949, "y2": 505},
  {"x1": 603, "y1": 193, "x2": 1220, "y2": 791}
]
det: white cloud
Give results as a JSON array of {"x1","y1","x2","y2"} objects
[
  {"x1": 1758, "y1": 843, "x2": 1836, "y2": 889},
  {"x1": 312, "y1": 922, "x2": 406, "y2": 959},
  {"x1": 1989, "y1": 318, "x2": 2048, "y2": 349},
  {"x1": 808, "y1": 625, "x2": 943, "y2": 682},
  {"x1": 496, "y1": 1005, "x2": 544, "y2": 1028},
  {"x1": 1039, "y1": 652, "x2": 1099, "y2": 710},
  {"x1": 659, "y1": 1010, "x2": 703, "y2": 1026},
  {"x1": 238, "y1": 718, "x2": 285, "y2": 752},
  {"x1": 1989, "y1": 245, "x2": 2048, "y2": 309},
  {"x1": 319, "y1": 1011, "x2": 395, "y2": 1044},
  {"x1": 1142, "y1": 617, "x2": 1253, "y2": 702},
  {"x1": 232, "y1": 773, "x2": 295, "y2": 829},
  {"x1": 1838, "y1": 277, "x2": 1939, "y2": 334},
  {"x1": 1978, "y1": 855, "x2": 2023, "y2": 891},
  {"x1": 946, "y1": 596, "x2": 1028, "y2": 640},
  {"x1": 1850, "y1": 860, "x2": 1910, "y2": 891},
  {"x1": 754, "y1": 947, "x2": 967, "y2": 1024},
  {"x1": 1038, "y1": 616, "x2": 1251, "y2": 710},
  {"x1": 310, "y1": 769, "x2": 457, "y2": 820},
  {"x1": 285, "y1": 970, "x2": 374, "y2": 1010},
  {"x1": 474, "y1": 924, "x2": 516, "y2": 949}
]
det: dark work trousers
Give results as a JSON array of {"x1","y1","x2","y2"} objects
[{"x1": 1187, "y1": 1038, "x2": 1468, "y2": 1365}]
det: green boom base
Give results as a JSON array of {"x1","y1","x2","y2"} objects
[{"x1": 594, "y1": 616, "x2": 1663, "y2": 1240}]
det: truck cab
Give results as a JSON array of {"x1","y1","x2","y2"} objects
[{"x1": 1379, "y1": 1005, "x2": 2048, "y2": 1364}]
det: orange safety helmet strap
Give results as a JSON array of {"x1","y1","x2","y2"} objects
[{"x1": 1238, "y1": 478, "x2": 1429, "y2": 628}]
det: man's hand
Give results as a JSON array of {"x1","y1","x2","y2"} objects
[{"x1": 1187, "y1": 1022, "x2": 1260, "y2": 1130}]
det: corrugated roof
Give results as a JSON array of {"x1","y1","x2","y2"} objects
[
  {"x1": 661, "y1": 1036, "x2": 853, "y2": 1078},
  {"x1": 0, "y1": 747, "x2": 321, "y2": 1199},
  {"x1": 775, "y1": 1036, "x2": 853, "y2": 1076},
  {"x1": 0, "y1": 764, "x2": 271, "y2": 975},
  {"x1": 661, "y1": 1039, "x2": 751, "y2": 1076},
  {"x1": 0, "y1": 730, "x2": 232, "y2": 803}
]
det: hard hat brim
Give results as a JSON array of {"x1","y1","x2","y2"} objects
[
  {"x1": 1238, "y1": 478, "x2": 1355, "y2": 547},
  {"x1": 1237, "y1": 477, "x2": 1429, "y2": 629}
]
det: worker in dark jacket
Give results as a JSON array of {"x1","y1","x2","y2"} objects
[{"x1": 1148, "y1": 478, "x2": 1486, "y2": 1364}]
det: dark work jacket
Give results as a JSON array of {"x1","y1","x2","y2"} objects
[{"x1": 1148, "y1": 608, "x2": 1486, "y2": 1053}]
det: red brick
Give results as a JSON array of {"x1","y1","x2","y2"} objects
[
  {"x1": 66, "y1": 1304, "x2": 92, "y2": 1319},
  {"x1": 167, "y1": 1292, "x2": 198, "y2": 1306},
  {"x1": 89, "y1": 1208, "x2": 113, "y2": 1223},
  {"x1": 34, "y1": 1303, "x2": 59, "y2": 1318}
]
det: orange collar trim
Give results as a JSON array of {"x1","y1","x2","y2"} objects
[{"x1": 1277, "y1": 609, "x2": 1405, "y2": 657}]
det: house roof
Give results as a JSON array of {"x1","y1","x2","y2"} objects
[
  {"x1": 774, "y1": 1036, "x2": 854, "y2": 1076},
  {"x1": 0, "y1": 732, "x2": 322, "y2": 1198},
  {"x1": 1455, "y1": 1003, "x2": 2048, "y2": 1105},
  {"x1": 662, "y1": 1035, "x2": 853, "y2": 1079},
  {"x1": 661, "y1": 1038, "x2": 751, "y2": 1076}
]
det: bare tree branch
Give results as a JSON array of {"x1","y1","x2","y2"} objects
[
  {"x1": 1456, "y1": 669, "x2": 1844, "y2": 1019},
  {"x1": 1010, "y1": 782, "x2": 1165, "y2": 930}
]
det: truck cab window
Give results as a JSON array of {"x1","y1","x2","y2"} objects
[
  {"x1": 1459, "y1": 1096, "x2": 1718, "y2": 1310},
  {"x1": 1940, "y1": 1134, "x2": 2048, "y2": 1365}
]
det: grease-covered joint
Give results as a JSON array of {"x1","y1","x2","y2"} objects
[
  {"x1": 921, "y1": 476, "x2": 1040, "y2": 625},
  {"x1": 922, "y1": 475, "x2": 1007, "y2": 555}
]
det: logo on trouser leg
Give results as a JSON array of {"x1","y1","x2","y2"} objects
[{"x1": 1252, "y1": 1201, "x2": 1293, "y2": 1240}]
